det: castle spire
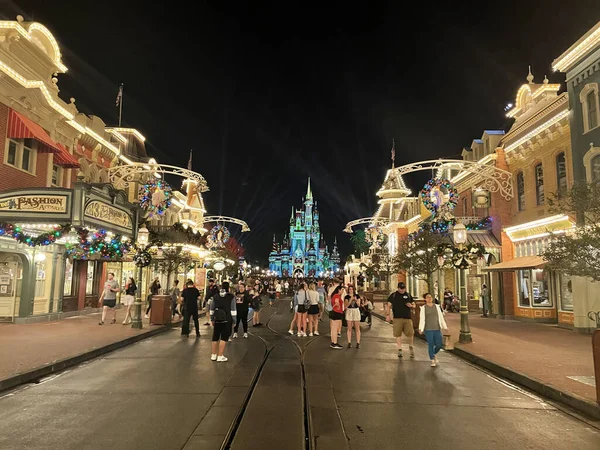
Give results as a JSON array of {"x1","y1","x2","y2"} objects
[{"x1": 306, "y1": 177, "x2": 313, "y2": 200}]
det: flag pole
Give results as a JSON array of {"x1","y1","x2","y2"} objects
[{"x1": 118, "y1": 83, "x2": 123, "y2": 127}]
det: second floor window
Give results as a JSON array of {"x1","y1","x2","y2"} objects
[
  {"x1": 517, "y1": 172, "x2": 525, "y2": 211},
  {"x1": 556, "y1": 153, "x2": 567, "y2": 196},
  {"x1": 587, "y1": 90, "x2": 599, "y2": 131},
  {"x1": 5, "y1": 138, "x2": 35, "y2": 174},
  {"x1": 51, "y1": 165, "x2": 62, "y2": 186},
  {"x1": 592, "y1": 155, "x2": 600, "y2": 182},
  {"x1": 535, "y1": 164, "x2": 544, "y2": 206}
]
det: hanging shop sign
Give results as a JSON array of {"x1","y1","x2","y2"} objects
[
  {"x1": 0, "y1": 189, "x2": 73, "y2": 221},
  {"x1": 84, "y1": 200, "x2": 132, "y2": 230},
  {"x1": 472, "y1": 189, "x2": 491, "y2": 209}
]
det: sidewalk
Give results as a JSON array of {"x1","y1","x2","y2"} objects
[
  {"x1": 0, "y1": 309, "x2": 186, "y2": 391},
  {"x1": 443, "y1": 313, "x2": 599, "y2": 416}
]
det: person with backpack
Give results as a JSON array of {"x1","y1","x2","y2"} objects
[
  {"x1": 210, "y1": 281, "x2": 236, "y2": 362},
  {"x1": 294, "y1": 282, "x2": 310, "y2": 337}
]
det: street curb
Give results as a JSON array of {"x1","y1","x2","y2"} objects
[
  {"x1": 371, "y1": 311, "x2": 600, "y2": 420},
  {"x1": 0, "y1": 321, "x2": 179, "y2": 393}
]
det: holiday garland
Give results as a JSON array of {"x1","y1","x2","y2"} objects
[
  {"x1": 436, "y1": 242, "x2": 486, "y2": 269},
  {"x1": 409, "y1": 216, "x2": 492, "y2": 240},
  {"x1": 133, "y1": 249, "x2": 152, "y2": 267},
  {"x1": 420, "y1": 178, "x2": 459, "y2": 215},
  {"x1": 66, "y1": 228, "x2": 132, "y2": 260},
  {"x1": 0, "y1": 222, "x2": 71, "y2": 247},
  {"x1": 138, "y1": 179, "x2": 172, "y2": 218}
]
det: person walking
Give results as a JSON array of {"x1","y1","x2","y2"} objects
[
  {"x1": 203, "y1": 279, "x2": 219, "y2": 325},
  {"x1": 329, "y1": 284, "x2": 345, "y2": 349},
  {"x1": 418, "y1": 293, "x2": 448, "y2": 367},
  {"x1": 267, "y1": 283, "x2": 276, "y2": 307},
  {"x1": 180, "y1": 280, "x2": 201, "y2": 337},
  {"x1": 386, "y1": 282, "x2": 416, "y2": 358},
  {"x1": 275, "y1": 281, "x2": 282, "y2": 299},
  {"x1": 170, "y1": 280, "x2": 182, "y2": 320},
  {"x1": 98, "y1": 272, "x2": 120, "y2": 325},
  {"x1": 316, "y1": 280, "x2": 326, "y2": 322},
  {"x1": 284, "y1": 280, "x2": 290, "y2": 295},
  {"x1": 251, "y1": 288, "x2": 263, "y2": 326},
  {"x1": 294, "y1": 282, "x2": 309, "y2": 336},
  {"x1": 210, "y1": 281, "x2": 237, "y2": 362},
  {"x1": 121, "y1": 277, "x2": 136, "y2": 325},
  {"x1": 344, "y1": 286, "x2": 362, "y2": 348},
  {"x1": 481, "y1": 283, "x2": 490, "y2": 317},
  {"x1": 306, "y1": 282, "x2": 320, "y2": 336},
  {"x1": 233, "y1": 282, "x2": 252, "y2": 338},
  {"x1": 145, "y1": 277, "x2": 161, "y2": 318}
]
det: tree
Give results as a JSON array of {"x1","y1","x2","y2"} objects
[
  {"x1": 543, "y1": 182, "x2": 600, "y2": 281},
  {"x1": 157, "y1": 247, "x2": 192, "y2": 287},
  {"x1": 350, "y1": 229, "x2": 370, "y2": 257},
  {"x1": 393, "y1": 228, "x2": 451, "y2": 292}
]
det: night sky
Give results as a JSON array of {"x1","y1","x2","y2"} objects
[{"x1": 2, "y1": 1, "x2": 599, "y2": 264}]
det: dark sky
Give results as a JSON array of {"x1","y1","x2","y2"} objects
[{"x1": 2, "y1": 1, "x2": 599, "y2": 264}]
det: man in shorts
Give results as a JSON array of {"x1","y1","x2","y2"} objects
[{"x1": 386, "y1": 282, "x2": 416, "y2": 358}]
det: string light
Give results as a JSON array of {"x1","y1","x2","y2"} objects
[
  {"x1": 0, "y1": 222, "x2": 70, "y2": 246},
  {"x1": 65, "y1": 228, "x2": 131, "y2": 260}
]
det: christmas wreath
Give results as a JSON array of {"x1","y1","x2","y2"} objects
[
  {"x1": 207, "y1": 224, "x2": 230, "y2": 249},
  {"x1": 139, "y1": 180, "x2": 172, "y2": 218},
  {"x1": 420, "y1": 178, "x2": 458, "y2": 215},
  {"x1": 133, "y1": 249, "x2": 152, "y2": 267},
  {"x1": 365, "y1": 226, "x2": 385, "y2": 246}
]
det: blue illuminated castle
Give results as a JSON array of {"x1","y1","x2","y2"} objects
[{"x1": 269, "y1": 179, "x2": 340, "y2": 278}]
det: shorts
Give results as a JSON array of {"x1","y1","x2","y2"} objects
[
  {"x1": 308, "y1": 304, "x2": 320, "y2": 315},
  {"x1": 103, "y1": 299, "x2": 116, "y2": 308},
  {"x1": 122, "y1": 295, "x2": 135, "y2": 306},
  {"x1": 393, "y1": 318, "x2": 414, "y2": 338},
  {"x1": 329, "y1": 311, "x2": 344, "y2": 321},
  {"x1": 345, "y1": 307, "x2": 361, "y2": 322},
  {"x1": 212, "y1": 321, "x2": 231, "y2": 342}
]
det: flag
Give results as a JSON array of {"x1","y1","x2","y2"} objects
[
  {"x1": 391, "y1": 139, "x2": 396, "y2": 163},
  {"x1": 115, "y1": 84, "x2": 123, "y2": 107},
  {"x1": 187, "y1": 149, "x2": 193, "y2": 170}
]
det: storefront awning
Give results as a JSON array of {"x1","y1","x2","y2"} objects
[
  {"x1": 7, "y1": 109, "x2": 61, "y2": 154},
  {"x1": 54, "y1": 144, "x2": 81, "y2": 169},
  {"x1": 483, "y1": 256, "x2": 546, "y2": 272},
  {"x1": 450, "y1": 231, "x2": 501, "y2": 248}
]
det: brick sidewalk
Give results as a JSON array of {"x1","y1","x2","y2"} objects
[
  {"x1": 0, "y1": 309, "x2": 186, "y2": 385},
  {"x1": 444, "y1": 313, "x2": 596, "y2": 403}
]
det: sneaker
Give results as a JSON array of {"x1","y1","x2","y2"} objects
[
  {"x1": 331, "y1": 343, "x2": 343, "y2": 350},
  {"x1": 335, "y1": 343, "x2": 344, "y2": 349},
  {"x1": 288, "y1": 330, "x2": 294, "y2": 335},
  {"x1": 217, "y1": 356, "x2": 228, "y2": 362},
  {"x1": 98, "y1": 321, "x2": 104, "y2": 325},
  {"x1": 338, "y1": 332, "x2": 341, "y2": 337},
  {"x1": 233, "y1": 332, "x2": 238, "y2": 339},
  {"x1": 243, "y1": 333, "x2": 248, "y2": 338},
  {"x1": 409, "y1": 347, "x2": 415, "y2": 358},
  {"x1": 210, "y1": 354, "x2": 217, "y2": 361},
  {"x1": 356, "y1": 343, "x2": 360, "y2": 349},
  {"x1": 308, "y1": 333, "x2": 314, "y2": 337},
  {"x1": 434, "y1": 356, "x2": 439, "y2": 364},
  {"x1": 398, "y1": 350, "x2": 403, "y2": 358},
  {"x1": 347, "y1": 343, "x2": 352, "y2": 348},
  {"x1": 314, "y1": 331, "x2": 320, "y2": 336},
  {"x1": 430, "y1": 360, "x2": 436, "y2": 367},
  {"x1": 330, "y1": 343, "x2": 337, "y2": 349}
]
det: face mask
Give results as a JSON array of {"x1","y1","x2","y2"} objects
[{"x1": 220, "y1": 289, "x2": 227, "y2": 297}]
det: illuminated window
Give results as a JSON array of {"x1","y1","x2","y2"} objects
[
  {"x1": 4, "y1": 138, "x2": 36, "y2": 174},
  {"x1": 517, "y1": 172, "x2": 525, "y2": 211},
  {"x1": 535, "y1": 164, "x2": 544, "y2": 206},
  {"x1": 556, "y1": 153, "x2": 567, "y2": 196},
  {"x1": 86, "y1": 261, "x2": 95, "y2": 295},
  {"x1": 64, "y1": 259, "x2": 74, "y2": 296}
]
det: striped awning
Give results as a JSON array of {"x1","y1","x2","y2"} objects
[
  {"x1": 450, "y1": 231, "x2": 501, "y2": 248},
  {"x1": 54, "y1": 144, "x2": 80, "y2": 169},
  {"x1": 7, "y1": 109, "x2": 60, "y2": 154}
]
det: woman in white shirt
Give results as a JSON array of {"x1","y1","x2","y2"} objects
[
  {"x1": 418, "y1": 293, "x2": 448, "y2": 367},
  {"x1": 306, "y1": 282, "x2": 321, "y2": 336}
]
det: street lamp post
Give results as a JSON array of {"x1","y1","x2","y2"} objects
[
  {"x1": 453, "y1": 223, "x2": 472, "y2": 343},
  {"x1": 131, "y1": 225, "x2": 149, "y2": 329}
]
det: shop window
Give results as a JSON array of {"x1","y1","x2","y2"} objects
[
  {"x1": 64, "y1": 259, "x2": 74, "y2": 296},
  {"x1": 557, "y1": 272, "x2": 573, "y2": 311},
  {"x1": 86, "y1": 261, "x2": 95, "y2": 295},
  {"x1": 4, "y1": 138, "x2": 36, "y2": 174},
  {"x1": 531, "y1": 268, "x2": 551, "y2": 307},
  {"x1": 535, "y1": 164, "x2": 544, "y2": 206},
  {"x1": 51, "y1": 165, "x2": 62, "y2": 187},
  {"x1": 592, "y1": 155, "x2": 600, "y2": 183},
  {"x1": 517, "y1": 172, "x2": 525, "y2": 211},
  {"x1": 556, "y1": 153, "x2": 567, "y2": 196},
  {"x1": 518, "y1": 270, "x2": 531, "y2": 306},
  {"x1": 34, "y1": 258, "x2": 46, "y2": 298}
]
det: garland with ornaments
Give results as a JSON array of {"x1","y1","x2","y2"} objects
[
  {"x1": 133, "y1": 249, "x2": 152, "y2": 267},
  {"x1": 0, "y1": 222, "x2": 71, "y2": 247},
  {"x1": 365, "y1": 226, "x2": 385, "y2": 246},
  {"x1": 138, "y1": 179, "x2": 172, "y2": 218},
  {"x1": 206, "y1": 224, "x2": 230, "y2": 249},
  {"x1": 409, "y1": 216, "x2": 492, "y2": 240},
  {"x1": 436, "y1": 242, "x2": 486, "y2": 270},
  {"x1": 65, "y1": 228, "x2": 132, "y2": 260},
  {"x1": 420, "y1": 178, "x2": 458, "y2": 215}
]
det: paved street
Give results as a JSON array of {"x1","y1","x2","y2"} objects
[{"x1": 0, "y1": 299, "x2": 599, "y2": 450}]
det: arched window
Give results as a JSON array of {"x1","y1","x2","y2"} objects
[
  {"x1": 535, "y1": 164, "x2": 544, "y2": 206},
  {"x1": 556, "y1": 153, "x2": 567, "y2": 196},
  {"x1": 592, "y1": 155, "x2": 600, "y2": 182},
  {"x1": 580, "y1": 83, "x2": 599, "y2": 133},
  {"x1": 517, "y1": 172, "x2": 525, "y2": 211},
  {"x1": 587, "y1": 91, "x2": 598, "y2": 130}
]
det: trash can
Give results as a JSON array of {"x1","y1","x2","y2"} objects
[{"x1": 149, "y1": 295, "x2": 172, "y2": 325}]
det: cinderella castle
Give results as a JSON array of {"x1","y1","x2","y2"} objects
[{"x1": 269, "y1": 179, "x2": 340, "y2": 278}]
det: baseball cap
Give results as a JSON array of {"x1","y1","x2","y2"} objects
[{"x1": 398, "y1": 282, "x2": 406, "y2": 289}]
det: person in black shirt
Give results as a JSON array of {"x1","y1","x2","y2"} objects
[
  {"x1": 233, "y1": 282, "x2": 252, "y2": 338},
  {"x1": 203, "y1": 279, "x2": 219, "y2": 325},
  {"x1": 386, "y1": 282, "x2": 416, "y2": 358},
  {"x1": 180, "y1": 280, "x2": 201, "y2": 337},
  {"x1": 210, "y1": 281, "x2": 237, "y2": 362}
]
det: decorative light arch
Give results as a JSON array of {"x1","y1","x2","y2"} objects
[
  {"x1": 343, "y1": 217, "x2": 389, "y2": 233},
  {"x1": 106, "y1": 162, "x2": 209, "y2": 193}
]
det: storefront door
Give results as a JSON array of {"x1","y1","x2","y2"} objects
[{"x1": 0, "y1": 261, "x2": 19, "y2": 322}]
